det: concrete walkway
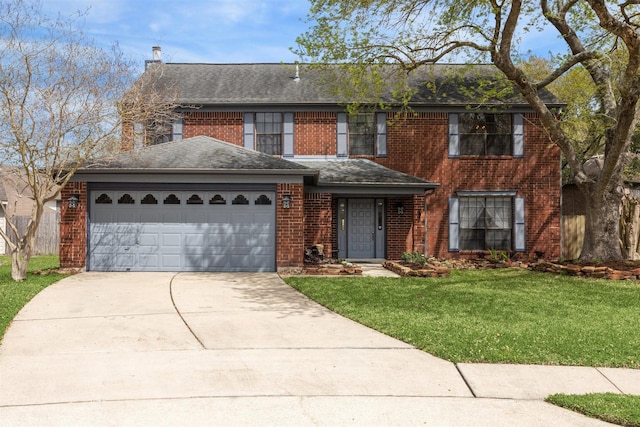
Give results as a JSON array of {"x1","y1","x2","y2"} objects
[{"x1": 0, "y1": 272, "x2": 636, "y2": 426}]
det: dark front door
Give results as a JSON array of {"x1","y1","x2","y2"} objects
[{"x1": 347, "y1": 199, "x2": 376, "y2": 258}]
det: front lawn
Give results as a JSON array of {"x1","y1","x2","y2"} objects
[
  {"x1": 285, "y1": 269, "x2": 640, "y2": 367},
  {"x1": 546, "y1": 393, "x2": 640, "y2": 427},
  {"x1": 286, "y1": 269, "x2": 640, "y2": 426},
  {"x1": 0, "y1": 255, "x2": 67, "y2": 342}
]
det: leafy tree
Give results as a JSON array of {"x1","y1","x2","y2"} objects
[
  {"x1": 519, "y1": 55, "x2": 604, "y2": 182},
  {"x1": 0, "y1": 0, "x2": 139, "y2": 280},
  {"x1": 296, "y1": 0, "x2": 640, "y2": 262}
]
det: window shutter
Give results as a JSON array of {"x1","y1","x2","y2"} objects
[
  {"x1": 243, "y1": 112, "x2": 254, "y2": 150},
  {"x1": 515, "y1": 196, "x2": 526, "y2": 251},
  {"x1": 449, "y1": 197, "x2": 460, "y2": 252},
  {"x1": 449, "y1": 113, "x2": 460, "y2": 157},
  {"x1": 172, "y1": 118, "x2": 183, "y2": 141},
  {"x1": 376, "y1": 112, "x2": 387, "y2": 157},
  {"x1": 513, "y1": 113, "x2": 524, "y2": 157},
  {"x1": 337, "y1": 112, "x2": 348, "y2": 157},
  {"x1": 283, "y1": 112, "x2": 294, "y2": 157}
]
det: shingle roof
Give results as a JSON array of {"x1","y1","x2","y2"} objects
[
  {"x1": 79, "y1": 136, "x2": 313, "y2": 174},
  {"x1": 153, "y1": 63, "x2": 563, "y2": 108},
  {"x1": 76, "y1": 137, "x2": 436, "y2": 192},
  {"x1": 294, "y1": 159, "x2": 438, "y2": 190}
]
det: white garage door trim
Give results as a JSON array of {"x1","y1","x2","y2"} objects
[{"x1": 88, "y1": 189, "x2": 276, "y2": 272}]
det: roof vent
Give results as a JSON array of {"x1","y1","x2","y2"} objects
[{"x1": 294, "y1": 64, "x2": 300, "y2": 82}]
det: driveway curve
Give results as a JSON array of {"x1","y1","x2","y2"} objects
[{"x1": 0, "y1": 272, "x2": 613, "y2": 426}]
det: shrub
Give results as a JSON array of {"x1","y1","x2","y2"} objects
[{"x1": 401, "y1": 251, "x2": 428, "y2": 267}]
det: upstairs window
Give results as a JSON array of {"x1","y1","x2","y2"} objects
[
  {"x1": 133, "y1": 118, "x2": 183, "y2": 146},
  {"x1": 459, "y1": 113, "x2": 512, "y2": 156},
  {"x1": 449, "y1": 113, "x2": 523, "y2": 157},
  {"x1": 244, "y1": 112, "x2": 293, "y2": 157},
  {"x1": 348, "y1": 113, "x2": 375, "y2": 156},
  {"x1": 255, "y1": 113, "x2": 282, "y2": 155},
  {"x1": 337, "y1": 112, "x2": 386, "y2": 157}
]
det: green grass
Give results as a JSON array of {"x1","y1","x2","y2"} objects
[
  {"x1": 285, "y1": 269, "x2": 640, "y2": 367},
  {"x1": 546, "y1": 393, "x2": 640, "y2": 427},
  {"x1": 0, "y1": 255, "x2": 67, "y2": 343},
  {"x1": 286, "y1": 269, "x2": 640, "y2": 426}
]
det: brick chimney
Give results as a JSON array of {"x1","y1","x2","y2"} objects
[{"x1": 145, "y1": 46, "x2": 162, "y2": 70}]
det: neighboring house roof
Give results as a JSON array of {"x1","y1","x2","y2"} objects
[
  {"x1": 0, "y1": 167, "x2": 60, "y2": 217},
  {"x1": 153, "y1": 63, "x2": 563, "y2": 108}
]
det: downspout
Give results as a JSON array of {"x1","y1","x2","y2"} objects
[{"x1": 423, "y1": 189, "x2": 436, "y2": 257}]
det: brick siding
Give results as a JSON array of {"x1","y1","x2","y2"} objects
[
  {"x1": 380, "y1": 111, "x2": 561, "y2": 259},
  {"x1": 277, "y1": 183, "x2": 305, "y2": 268},
  {"x1": 183, "y1": 112, "x2": 243, "y2": 145},
  {"x1": 303, "y1": 193, "x2": 335, "y2": 257},
  {"x1": 295, "y1": 112, "x2": 337, "y2": 156},
  {"x1": 162, "y1": 109, "x2": 561, "y2": 260},
  {"x1": 59, "y1": 182, "x2": 87, "y2": 268},
  {"x1": 77, "y1": 108, "x2": 560, "y2": 270}
]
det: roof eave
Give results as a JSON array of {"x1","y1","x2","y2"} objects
[
  {"x1": 75, "y1": 168, "x2": 318, "y2": 177},
  {"x1": 312, "y1": 182, "x2": 439, "y2": 194}
]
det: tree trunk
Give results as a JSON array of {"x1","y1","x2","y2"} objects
[
  {"x1": 580, "y1": 188, "x2": 623, "y2": 262},
  {"x1": 620, "y1": 192, "x2": 640, "y2": 260},
  {"x1": 9, "y1": 219, "x2": 37, "y2": 281},
  {"x1": 10, "y1": 247, "x2": 30, "y2": 281}
]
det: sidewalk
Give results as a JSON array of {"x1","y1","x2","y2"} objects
[{"x1": 0, "y1": 271, "x2": 635, "y2": 426}]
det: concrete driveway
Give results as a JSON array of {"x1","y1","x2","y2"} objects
[{"x1": 0, "y1": 272, "x2": 618, "y2": 426}]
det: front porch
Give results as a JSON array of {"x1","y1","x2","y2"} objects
[{"x1": 296, "y1": 159, "x2": 439, "y2": 262}]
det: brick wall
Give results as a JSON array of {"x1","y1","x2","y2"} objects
[
  {"x1": 183, "y1": 111, "x2": 243, "y2": 145},
  {"x1": 111, "y1": 109, "x2": 561, "y2": 264},
  {"x1": 277, "y1": 183, "x2": 305, "y2": 269},
  {"x1": 386, "y1": 195, "x2": 422, "y2": 259},
  {"x1": 181, "y1": 111, "x2": 339, "y2": 155},
  {"x1": 303, "y1": 193, "x2": 335, "y2": 256},
  {"x1": 295, "y1": 112, "x2": 336, "y2": 156},
  {"x1": 59, "y1": 182, "x2": 87, "y2": 268},
  {"x1": 381, "y1": 111, "x2": 561, "y2": 260}
]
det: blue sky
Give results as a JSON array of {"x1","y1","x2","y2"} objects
[
  {"x1": 43, "y1": 0, "x2": 310, "y2": 65},
  {"x1": 42, "y1": 0, "x2": 562, "y2": 68}
]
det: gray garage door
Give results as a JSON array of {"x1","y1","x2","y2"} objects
[{"x1": 88, "y1": 190, "x2": 276, "y2": 272}]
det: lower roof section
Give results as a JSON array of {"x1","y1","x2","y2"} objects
[
  {"x1": 72, "y1": 136, "x2": 439, "y2": 195},
  {"x1": 294, "y1": 159, "x2": 438, "y2": 195}
]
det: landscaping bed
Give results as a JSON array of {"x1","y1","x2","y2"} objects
[
  {"x1": 385, "y1": 254, "x2": 640, "y2": 281},
  {"x1": 530, "y1": 260, "x2": 640, "y2": 280},
  {"x1": 301, "y1": 262, "x2": 363, "y2": 276},
  {"x1": 384, "y1": 256, "x2": 529, "y2": 278}
]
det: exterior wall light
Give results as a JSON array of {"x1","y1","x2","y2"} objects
[
  {"x1": 68, "y1": 194, "x2": 80, "y2": 209},
  {"x1": 396, "y1": 202, "x2": 404, "y2": 215},
  {"x1": 282, "y1": 194, "x2": 291, "y2": 209}
]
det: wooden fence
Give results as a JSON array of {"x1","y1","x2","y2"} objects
[
  {"x1": 562, "y1": 215, "x2": 585, "y2": 260},
  {"x1": 4, "y1": 212, "x2": 60, "y2": 256}
]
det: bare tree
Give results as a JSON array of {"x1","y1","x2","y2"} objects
[
  {"x1": 296, "y1": 0, "x2": 640, "y2": 262},
  {"x1": 119, "y1": 58, "x2": 186, "y2": 149},
  {"x1": 0, "y1": 0, "x2": 137, "y2": 280}
]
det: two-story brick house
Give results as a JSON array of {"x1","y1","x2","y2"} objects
[{"x1": 60, "y1": 59, "x2": 562, "y2": 272}]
